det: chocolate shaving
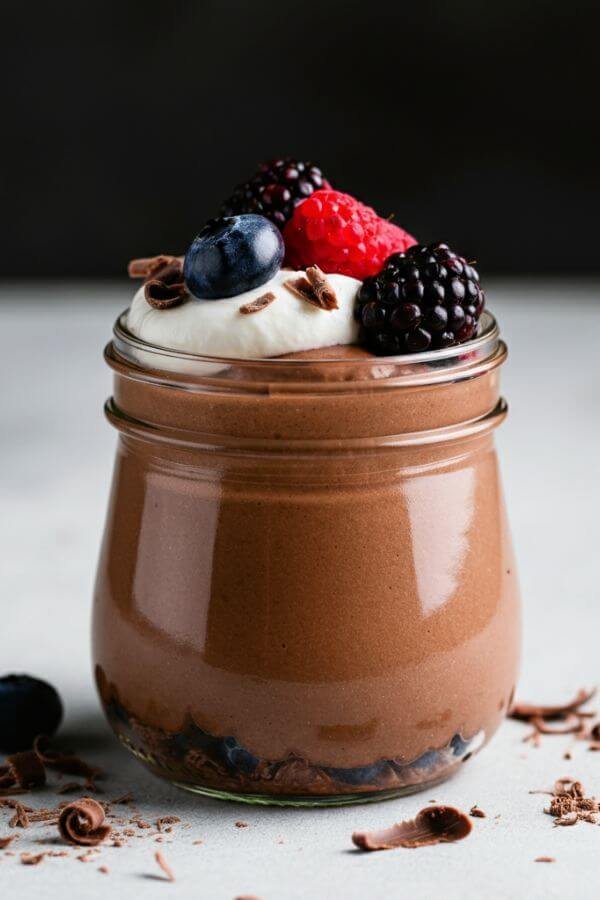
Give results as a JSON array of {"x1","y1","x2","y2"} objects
[
  {"x1": 58, "y1": 798, "x2": 111, "y2": 846},
  {"x1": 511, "y1": 688, "x2": 595, "y2": 721},
  {"x1": 128, "y1": 255, "x2": 182, "y2": 281},
  {"x1": 57, "y1": 782, "x2": 86, "y2": 795},
  {"x1": 305, "y1": 265, "x2": 339, "y2": 309},
  {"x1": 235, "y1": 820, "x2": 249, "y2": 828},
  {"x1": 34, "y1": 736, "x2": 102, "y2": 783},
  {"x1": 0, "y1": 835, "x2": 17, "y2": 849},
  {"x1": 469, "y1": 805, "x2": 486, "y2": 818},
  {"x1": 239, "y1": 291, "x2": 277, "y2": 315},
  {"x1": 535, "y1": 856, "x2": 555, "y2": 863},
  {"x1": 144, "y1": 278, "x2": 189, "y2": 310},
  {"x1": 9, "y1": 803, "x2": 30, "y2": 828},
  {"x1": 539, "y1": 777, "x2": 599, "y2": 827},
  {"x1": 284, "y1": 274, "x2": 337, "y2": 310},
  {"x1": 20, "y1": 852, "x2": 46, "y2": 865},
  {"x1": 156, "y1": 816, "x2": 180, "y2": 832},
  {"x1": 155, "y1": 850, "x2": 175, "y2": 882},
  {"x1": 0, "y1": 751, "x2": 46, "y2": 790},
  {"x1": 352, "y1": 805, "x2": 472, "y2": 851},
  {"x1": 110, "y1": 792, "x2": 134, "y2": 805},
  {"x1": 99, "y1": 865, "x2": 109, "y2": 874}
]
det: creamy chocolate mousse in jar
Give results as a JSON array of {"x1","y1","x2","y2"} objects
[{"x1": 93, "y1": 170, "x2": 520, "y2": 805}]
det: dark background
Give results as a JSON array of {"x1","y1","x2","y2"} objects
[{"x1": 2, "y1": 0, "x2": 599, "y2": 277}]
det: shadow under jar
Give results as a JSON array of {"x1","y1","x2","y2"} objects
[{"x1": 93, "y1": 310, "x2": 520, "y2": 806}]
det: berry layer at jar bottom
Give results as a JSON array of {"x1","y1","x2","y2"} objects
[{"x1": 102, "y1": 691, "x2": 484, "y2": 799}]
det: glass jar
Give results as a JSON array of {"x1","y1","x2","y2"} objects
[{"x1": 93, "y1": 310, "x2": 520, "y2": 806}]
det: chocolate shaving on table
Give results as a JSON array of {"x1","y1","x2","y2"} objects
[
  {"x1": 305, "y1": 265, "x2": 339, "y2": 309},
  {"x1": 9, "y1": 803, "x2": 31, "y2": 829},
  {"x1": 538, "y1": 777, "x2": 599, "y2": 827},
  {"x1": 155, "y1": 850, "x2": 175, "y2": 882},
  {"x1": 469, "y1": 805, "x2": 486, "y2": 818},
  {"x1": 0, "y1": 835, "x2": 17, "y2": 849},
  {"x1": 235, "y1": 820, "x2": 249, "y2": 828},
  {"x1": 239, "y1": 291, "x2": 277, "y2": 315},
  {"x1": 4, "y1": 751, "x2": 46, "y2": 789},
  {"x1": 20, "y1": 851, "x2": 46, "y2": 865},
  {"x1": 535, "y1": 856, "x2": 555, "y2": 863},
  {"x1": 156, "y1": 816, "x2": 180, "y2": 832},
  {"x1": 352, "y1": 806, "x2": 472, "y2": 851},
  {"x1": 33, "y1": 735, "x2": 102, "y2": 783},
  {"x1": 58, "y1": 798, "x2": 111, "y2": 846},
  {"x1": 110, "y1": 792, "x2": 134, "y2": 805},
  {"x1": 510, "y1": 688, "x2": 595, "y2": 721},
  {"x1": 284, "y1": 274, "x2": 337, "y2": 310}
]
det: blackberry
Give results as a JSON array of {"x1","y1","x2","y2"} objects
[
  {"x1": 355, "y1": 242, "x2": 485, "y2": 355},
  {"x1": 221, "y1": 158, "x2": 330, "y2": 229}
]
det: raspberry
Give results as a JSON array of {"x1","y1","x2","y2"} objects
[
  {"x1": 283, "y1": 189, "x2": 416, "y2": 279},
  {"x1": 354, "y1": 242, "x2": 485, "y2": 355},
  {"x1": 221, "y1": 159, "x2": 330, "y2": 229}
]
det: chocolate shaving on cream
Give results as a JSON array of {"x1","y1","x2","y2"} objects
[
  {"x1": 352, "y1": 805, "x2": 472, "y2": 851},
  {"x1": 58, "y1": 798, "x2": 111, "y2": 846},
  {"x1": 305, "y1": 265, "x2": 339, "y2": 309},
  {"x1": 239, "y1": 291, "x2": 277, "y2": 315},
  {"x1": 144, "y1": 278, "x2": 189, "y2": 310},
  {"x1": 128, "y1": 255, "x2": 182, "y2": 281},
  {"x1": 284, "y1": 274, "x2": 337, "y2": 310}
]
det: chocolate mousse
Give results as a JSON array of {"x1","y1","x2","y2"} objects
[{"x1": 93, "y1": 158, "x2": 520, "y2": 803}]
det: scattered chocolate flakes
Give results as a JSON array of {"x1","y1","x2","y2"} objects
[
  {"x1": 155, "y1": 850, "x2": 175, "y2": 882},
  {"x1": 0, "y1": 835, "x2": 17, "y2": 849},
  {"x1": 305, "y1": 265, "x2": 339, "y2": 310},
  {"x1": 537, "y1": 778, "x2": 599, "y2": 827},
  {"x1": 469, "y1": 805, "x2": 487, "y2": 818},
  {"x1": 58, "y1": 798, "x2": 111, "y2": 846},
  {"x1": 144, "y1": 278, "x2": 189, "y2": 310},
  {"x1": 352, "y1": 806, "x2": 472, "y2": 851},
  {"x1": 156, "y1": 816, "x2": 180, "y2": 832},
  {"x1": 535, "y1": 856, "x2": 555, "y2": 863},
  {"x1": 239, "y1": 291, "x2": 277, "y2": 315},
  {"x1": 20, "y1": 851, "x2": 46, "y2": 865}
]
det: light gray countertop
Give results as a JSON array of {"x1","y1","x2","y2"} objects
[{"x1": 1, "y1": 280, "x2": 600, "y2": 898}]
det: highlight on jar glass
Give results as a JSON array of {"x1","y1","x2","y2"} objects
[{"x1": 93, "y1": 159, "x2": 520, "y2": 806}]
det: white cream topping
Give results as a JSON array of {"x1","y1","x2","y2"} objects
[{"x1": 126, "y1": 268, "x2": 361, "y2": 358}]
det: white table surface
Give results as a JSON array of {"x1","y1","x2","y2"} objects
[{"x1": 1, "y1": 280, "x2": 600, "y2": 899}]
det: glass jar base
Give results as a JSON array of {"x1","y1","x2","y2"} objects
[{"x1": 170, "y1": 772, "x2": 455, "y2": 808}]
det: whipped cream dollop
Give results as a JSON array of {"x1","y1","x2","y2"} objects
[{"x1": 127, "y1": 268, "x2": 361, "y2": 358}]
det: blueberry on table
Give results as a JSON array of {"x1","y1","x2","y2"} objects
[
  {"x1": 0, "y1": 674, "x2": 63, "y2": 752},
  {"x1": 183, "y1": 215, "x2": 285, "y2": 300}
]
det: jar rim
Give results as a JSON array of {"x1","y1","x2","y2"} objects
[{"x1": 110, "y1": 308, "x2": 504, "y2": 391}]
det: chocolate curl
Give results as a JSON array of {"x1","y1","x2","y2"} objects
[
  {"x1": 144, "y1": 278, "x2": 188, "y2": 309},
  {"x1": 352, "y1": 806, "x2": 472, "y2": 851},
  {"x1": 58, "y1": 798, "x2": 111, "y2": 846},
  {"x1": 305, "y1": 265, "x2": 339, "y2": 309},
  {"x1": 128, "y1": 255, "x2": 182, "y2": 280},
  {"x1": 33, "y1": 735, "x2": 102, "y2": 783},
  {"x1": 239, "y1": 291, "x2": 277, "y2": 315},
  {"x1": 4, "y1": 751, "x2": 46, "y2": 789}
]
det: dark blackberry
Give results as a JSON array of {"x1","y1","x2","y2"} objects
[
  {"x1": 355, "y1": 242, "x2": 485, "y2": 355},
  {"x1": 221, "y1": 158, "x2": 330, "y2": 229}
]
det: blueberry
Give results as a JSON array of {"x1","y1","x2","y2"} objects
[
  {"x1": 0, "y1": 674, "x2": 63, "y2": 752},
  {"x1": 184, "y1": 215, "x2": 284, "y2": 300},
  {"x1": 219, "y1": 736, "x2": 259, "y2": 775},
  {"x1": 328, "y1": 760, "x2": 390, "y2": 786}
]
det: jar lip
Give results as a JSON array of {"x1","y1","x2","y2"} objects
[{"x1": 112, "y1": 308, "x2": 500, "y2": 374}]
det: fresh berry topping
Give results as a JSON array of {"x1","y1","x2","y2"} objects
[
  {"x1": 283, "y1": 190, "x2": 416, "y2": 280},
  {"x1": 0, "y1": 674, "x2": 63, "y2": 753},
  {"x1": 221, "y1": 158, "x2": 331, "y2": 229},
  {"x1": 184, "y1": 215, "x2": 284, "y2": 300},
  {"x1": 354, "y1": 242, "x2": 485, "y2": 355}
]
